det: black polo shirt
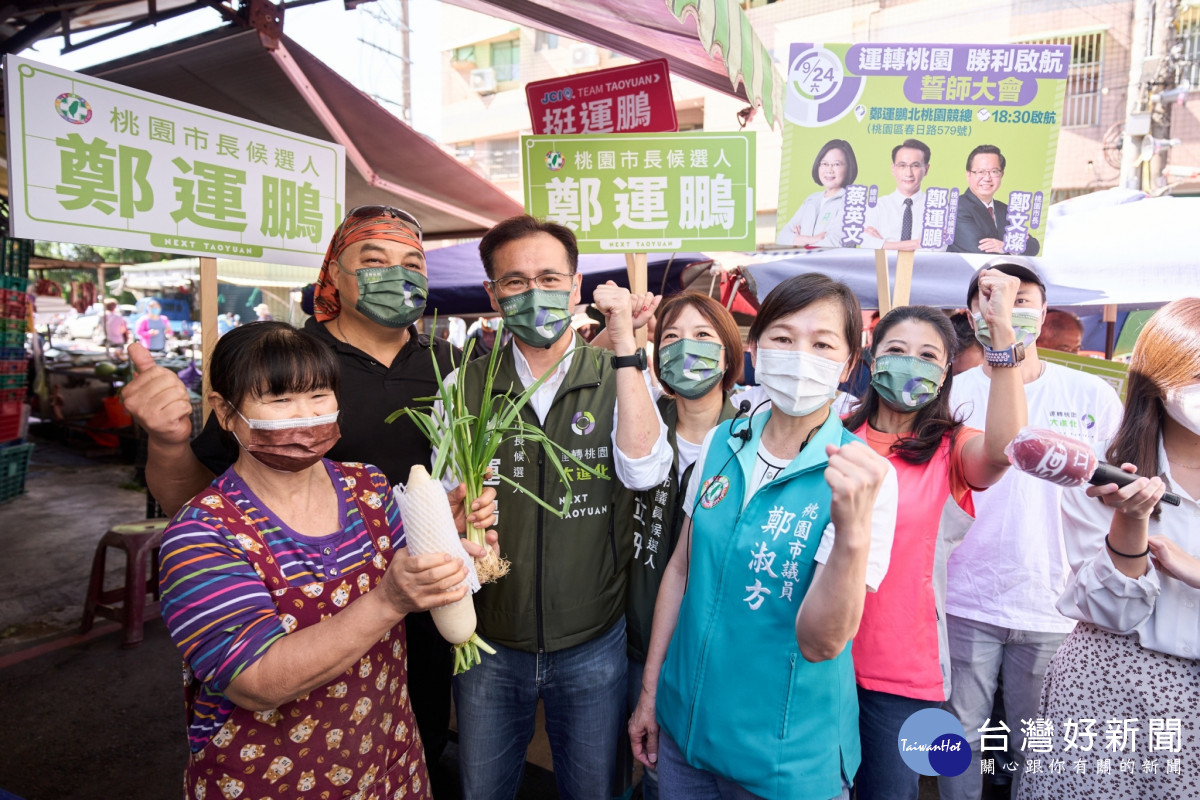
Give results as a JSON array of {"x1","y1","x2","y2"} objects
[{"x1": 192, "y1": 317, "x2": 458, "y2": 486}]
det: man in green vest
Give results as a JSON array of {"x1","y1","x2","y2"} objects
[{"x1": 454, "y1": 215, "x2": 672, "y2": 800}]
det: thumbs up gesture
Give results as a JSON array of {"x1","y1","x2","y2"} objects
[{"x1": 120, "y1": 343, "x2": 194, "y2": 446}]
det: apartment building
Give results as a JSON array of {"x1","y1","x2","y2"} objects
[{"x1": 439, "y1": 0, "x2": 1200, "y2": 239}]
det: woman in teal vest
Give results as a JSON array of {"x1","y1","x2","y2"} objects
[
  {"x1": 621, "y1": 292, "x2": 743, "y2": 800},
  {"x1": 841, "y1": 269, "x2": 1027, "y2": 800},
  {"x1": 628, "y1": 274, "x2": 899, "y2": 800}
]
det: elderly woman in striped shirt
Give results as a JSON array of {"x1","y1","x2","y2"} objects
[{"x1": 158, "y1": 321, "x2": 493, "y2": 800}]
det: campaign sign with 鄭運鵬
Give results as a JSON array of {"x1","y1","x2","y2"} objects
[
  {"x1": 4, "y1": 54, "x2": 345, "y2": 267},
  {"x1": 777, "y1": 43, "x2": 1068, "y2": 255},
  {"x1": 522, "y1": 131, "x2": 755, "y2": 253}
]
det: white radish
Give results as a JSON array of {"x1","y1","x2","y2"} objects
[{"x1": 394, "y1": 464, "x2": 495, "y2": 673}]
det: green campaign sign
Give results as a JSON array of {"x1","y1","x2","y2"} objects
[
  {"x1": 4, "y1": 55, "x2": 345, "y2": 267},
  {"x1": 1038, "y1": 347, "x2": 1129, "y2": 402},
  {"x1": 522, "y1": 132, "x2": 755, "y2": 253},
  {"x1": 777, "y1": 43, "x2": 1068, "y2": 255}
]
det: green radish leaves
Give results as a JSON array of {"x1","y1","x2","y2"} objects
[{"x1": 388, "y1": 319, "x2": 608, "y2": 535}]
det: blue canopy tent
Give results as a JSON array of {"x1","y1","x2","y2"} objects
[{"x1": 424, "y1": 240, "x2": 712, "y2": 316}]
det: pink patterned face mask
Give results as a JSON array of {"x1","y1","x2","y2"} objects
[{"x1": 234, "y1": 410, "x2": 341, "y2": 472}]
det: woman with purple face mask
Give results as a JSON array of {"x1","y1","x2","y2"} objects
[{"x1": 158, "y1": 322, "x2": 495, "y2": 800}]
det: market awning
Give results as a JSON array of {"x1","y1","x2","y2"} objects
[
  {"x1": 443, "y1": 0, "x2": 783, "y2": 128},
  {"x1": 111, "y1": 257, "x2": 316, "y2": 290},
  {"x1": 80, "y1": 26, "x2": 524, "y2": 239}
]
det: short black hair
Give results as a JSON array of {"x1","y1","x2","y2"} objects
[
  {"x1": 892, "y1": 138, "x2": 931, "y2": 164},
  {"x1": 844, "y1": 305, "x2": 962, "y2": 465},
  {"x1": 479, "y1": 215, "x2": 579, "y2": 279},
  {"x1": 749, "y1": 273, "x2": 862, "y2": 371},
  {"x1": 811, "y1": 139, "x2": 858, "y2": 187},
  {"x1": 209, "y1": 321, "x2": 340, "y2": 432},
  {"x1": 948, "y1": 310, "x2": 981, "y2": 359},
  {"x1": 966, "y1": 144, "x2": 1006, "y2": 172}
]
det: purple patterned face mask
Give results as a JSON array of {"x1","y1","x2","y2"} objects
[
  {"x1": 234, "y1": 410, "x2": 341, "y2": 472},
  {"x1": 498, "y1": 288, "x2": 573, "y2": 348}
]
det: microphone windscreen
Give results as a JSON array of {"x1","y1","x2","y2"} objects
[{"x1": 1005, "y1": 427, "x2": 1097, "y2": 488}]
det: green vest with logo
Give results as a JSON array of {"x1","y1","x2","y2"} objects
[
  {"x1": 625, "y1": 395, "x2": 738, "y2": 663},
  {"x1": 460, "y1": 335, "x2": 635, "y2": 653}
]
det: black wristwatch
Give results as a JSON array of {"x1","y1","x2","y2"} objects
[
  {"x1": 984, "y1": 342, "x2": 1026, "y2": 368},
  {"x1": 611, "y1": 348, "x2": 648, "y2": 371}
]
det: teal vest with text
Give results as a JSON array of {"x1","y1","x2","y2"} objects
[{"x1": 656, "y1": 409, "x2": 862, "y2": 800}]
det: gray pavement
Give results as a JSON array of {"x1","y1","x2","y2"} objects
[
  {"x1": 0, "y1": 429, "x2": 558, "y2": 800},
  {"x1": 0, "y1": 430, "x2": 965, "y2": 800}
]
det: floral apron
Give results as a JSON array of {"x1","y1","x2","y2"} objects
[{"x1": 183, "y1": 463, "x2": 431, "y2": 800}]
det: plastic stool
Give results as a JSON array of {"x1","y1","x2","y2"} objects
[{"x1": 81, "y1": 520, "x2": 168, "y2": 648}]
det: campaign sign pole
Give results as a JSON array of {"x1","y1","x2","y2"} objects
[
  {"x1": 624, "y1": 252, "x2": 649, "y2": 347},
  {"x1": 199, "y1": 257, "x2": 218, "y2": 421}
]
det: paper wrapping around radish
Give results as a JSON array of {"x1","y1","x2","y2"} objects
[{"x1": 393, "y1": 468, "x2": 481, "y2": 594}]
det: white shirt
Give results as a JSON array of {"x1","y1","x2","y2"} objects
[
  {"x1": 676, "y1": 435, "x2": 703, "y2": 477},
  {"x1": 508, "y1": 342, "x2": 672, "y2": 492},
  {"x1": 645, "y1": 382, "x2": 707, "y2": 476},
  {"x1": 682, "y1": 420, "x2": 899, "y2": 591},
  {"x1": 945, "y1": 362, "x2": 1125, "y2": 632},
  {"x1": 860, "y1": 188, "x2": 947, "y2": 251},
  {"x1": 1057, "y1": 437, "x2": 1200, "y2": 659},
  {"x1": 775, "y1": 189, "x2": 845, "y2": 247},
  {"x1": 437, "y1": 343, "x2": 672, "y2": 493}
]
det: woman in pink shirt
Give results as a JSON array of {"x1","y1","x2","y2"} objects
[{"x1": 842, "y1": 268, "x2": 1028, "y2": 800}]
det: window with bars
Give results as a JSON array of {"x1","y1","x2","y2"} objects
[
  {"x1": 1022, "y1": 31, "x2": 1104, "y2": 128},
  {"x1": 1179, "y1": 6, "x2": 1200, "y2": 89},
  {"x1": 492, "y1": 39, "x2": 520, "y2": 83}
]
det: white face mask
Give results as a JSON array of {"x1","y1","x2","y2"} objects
[
  {"x1": 1164, "y1": 384, "x2": 1200, "y2": 437},
  {"x1": 237, "y1": 410, "x2": 341, "y2": 430},
  {"x1": 754, "y1": 347, "x2": 846, "y2": 417}
]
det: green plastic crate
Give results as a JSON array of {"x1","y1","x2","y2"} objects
[
  {"x1": 0, "y1": 239, "x2": 32, "y2": 278},
  {"x1": 0, "y1": 442, "x2": 33, "y2": 503}
]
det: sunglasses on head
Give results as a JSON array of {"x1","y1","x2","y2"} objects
[{"x1": 344, "y1": 205, "x2": 423, "y2": 242}]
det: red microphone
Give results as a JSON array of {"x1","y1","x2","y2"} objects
[{"x1": 1005, "y1": 427, "x2": 1181, "y2": 507}]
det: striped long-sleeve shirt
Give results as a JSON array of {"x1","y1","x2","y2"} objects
[{"x1": 158, "y1": 460, "x2": 402, "y2": 750}]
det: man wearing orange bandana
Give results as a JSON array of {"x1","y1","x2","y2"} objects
[{"x1": 122, "y1": 206, "x2": 491, "y2": 796}]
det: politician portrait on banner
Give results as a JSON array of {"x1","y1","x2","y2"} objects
[{"x1": 777, "y1": 43, "x2": 1069, "y2": 254}]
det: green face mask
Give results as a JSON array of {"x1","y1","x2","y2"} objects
[
  {"x1": 659, "y1": 338, "x2": 725, "y2": 399},
  {"x1": 353, "y1": 264, "x2": 428, "y2": 329},
  {"x1": 973, "y1": 308, "x2": 1041, "y2": 350},
  {"x1": 499, "y1": 288, "x2": 572, "y2": 348},
  {"x1": 870, "y1": 354, "x2": 946, "y2": 411}
]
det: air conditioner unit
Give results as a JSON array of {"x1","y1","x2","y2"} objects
[
  {"x1": 469, "y1": 67, "x2": 497, "y2": 93},
  {"x1": 570, "y1": 44, "x2": 599, "y2": 68}
]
